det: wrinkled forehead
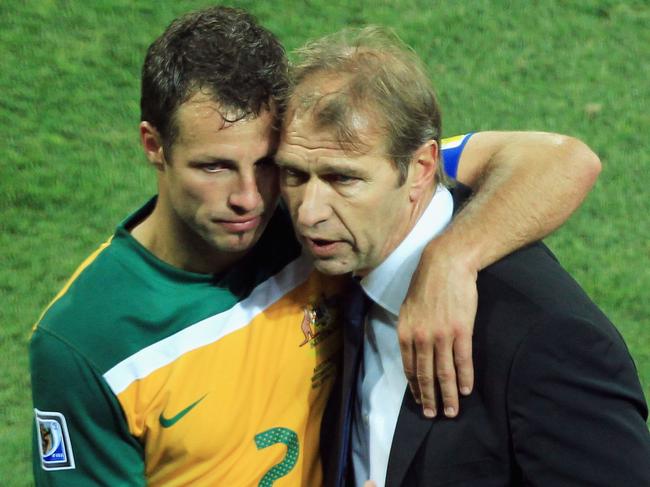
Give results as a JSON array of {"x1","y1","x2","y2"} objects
[{"x1": 283, "y1": 75, "x2": 386, "y2": 154}]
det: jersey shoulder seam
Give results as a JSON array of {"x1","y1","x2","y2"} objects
[{"x1": 32, "y1": 236, "x2": 114, "y2": 333}]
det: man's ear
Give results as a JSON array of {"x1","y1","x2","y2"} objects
[
  {"x1": 408, "y1": 139, "x2": 438, "y2": 201},
  {"x1": 139, "y1": 121, "x2": 166, "y2": 171}
]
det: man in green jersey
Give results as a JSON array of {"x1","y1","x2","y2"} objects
[{"x1": 30, "y1": 6, "x2": 601, "y2": 486}]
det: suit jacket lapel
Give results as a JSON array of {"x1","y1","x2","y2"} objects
[
  {"x1": 385, "y1": 390, "x2": 436, "y2": 487},
  {"x1": 382, "y1": 185, "x2": 469, "y2": 486}
]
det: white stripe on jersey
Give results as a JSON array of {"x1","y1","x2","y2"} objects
[{"x1": 103, "y1": 252, "x2": 314, "y2": 395}]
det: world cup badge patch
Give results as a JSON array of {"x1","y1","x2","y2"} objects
[{"x1": 34, "y1": 409, "x2": 75, "y2": 471}]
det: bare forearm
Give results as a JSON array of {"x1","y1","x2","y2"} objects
[{"x1": 443, "y1": 131, "x2": 601, "y2": 270}]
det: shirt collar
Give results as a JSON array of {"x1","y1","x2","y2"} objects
[{"x1": 360, "y1": 185, "x2": 453, "y2": 317}]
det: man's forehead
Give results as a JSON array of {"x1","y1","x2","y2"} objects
[
  {"x1": 176, "y1": 90, "x2": 276, "y2": 130},
  {"x1": 282, "y1": 110, "x2": 341, "y2": 149},
  {"x1": 284, "y1": 93, "x2": 383, "y2": 154},
  {"x1": 283, "y1": 120, "x2": 384, "y2": 166}
]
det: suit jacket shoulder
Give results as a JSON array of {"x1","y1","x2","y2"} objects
[{"x1": 473, "y1": 242, "x2": 650, "y2": 485}]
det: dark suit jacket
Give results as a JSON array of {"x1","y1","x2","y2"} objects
[{"x1": 322, "y1": 237, "x2": 650, "y2": 486}]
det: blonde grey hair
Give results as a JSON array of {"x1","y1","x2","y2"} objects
[{"x1": 290, "y1": 26, "x2": 447, "y2": 185}]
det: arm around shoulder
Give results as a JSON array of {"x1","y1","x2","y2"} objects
[
  {"x1": 456, "y1": 131, "x2": 601, "y2": 206},
  {"x1": 452, "y1": 131, "x2": 602, "y2": 269},
  {"x1": 398, "y1": 131, "x2": 601, "y2": 419},
  {"x1": 30, "y1": 327, "x2": 145, "y2": 486},
  {"x1": 507, "y1": 315, "x2": 650, "y2": 485}
]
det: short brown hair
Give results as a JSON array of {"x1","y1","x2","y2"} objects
[
  {"x1": 290, "y1": 27, "x2": 445, "y2": 185},
  {"x1": 140, "y1": 6, "x2": 289, "y2": 149}
]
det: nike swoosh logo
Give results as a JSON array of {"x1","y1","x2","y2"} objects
[{"x1": 159, "y1": 394, "x2": 207, "y2": 428}]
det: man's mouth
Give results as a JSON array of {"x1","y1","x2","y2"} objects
[
  {"x1": 304, "y1": 237, "x2": 343, "y2": 258},
  {"x1": 217, "y1": 216, "x2": 262, "y2": 233}
]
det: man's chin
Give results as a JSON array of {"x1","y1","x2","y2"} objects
[
  {"x1": 205, "y1": 230, "x2": 262, "y2": 255},
  {"x1": 312, "y1": 257, "x2": 355, "y2": 276}
]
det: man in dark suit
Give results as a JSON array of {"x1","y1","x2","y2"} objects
[{"x1": 276, "y1": 27, "x2": 650, "y2": 486}]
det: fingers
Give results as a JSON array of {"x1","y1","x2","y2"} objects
[
  {"x1": 454, "y1": 330, "x2": 474, "y2": 396},
  {"x1": 414, "y1": 327, "x2": 436, "y2": 417},
  {"x1": 398, "y1": 328, "x2": 420, "y2": 405},
  {"x1": 397, "y1": 248, "x2": 479, "y2": 420},
  {"x1": 433, "y1": 333, "x2": 459, "y2": 417},
  {"x1": 364, "y1": 481, "x2": 377, "y2": 487},
  {"x1": 402, "y1": 323, "x2": 467, "y2": 419}
]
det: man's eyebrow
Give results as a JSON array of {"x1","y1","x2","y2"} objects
[
  {"x1": 274, "y1": 158, "x2": 288, "y2": 166},
  {"x1": 317, "y1": 160, "x2": 366, "y2": 177},
  {"x1": 275, "y1": 155, "x2": 365, "y2": 174},
  {"x1": 189, "y1": 156, "x2": 236, "y2": 165},
  {"x1": 274, "y1": 157, "x2": 325, "y2": 172}
]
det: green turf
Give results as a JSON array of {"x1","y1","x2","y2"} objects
[{"x1": 1, "y1": 0, "x2": 648, "y2": 484}]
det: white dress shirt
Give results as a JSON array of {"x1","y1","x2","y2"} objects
[{"x1": 351, "y1": 185, "x2": 453, "y2": 487}]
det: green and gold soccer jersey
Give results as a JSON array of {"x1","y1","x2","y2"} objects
[{"x1": 31, "y1": 200, "x2": 346, "y2": 486}]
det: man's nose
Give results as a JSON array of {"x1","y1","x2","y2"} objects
[
  {"x1": 229, "y1": 173, "x2": 263, "y2": 213},
  {"x1": 297, "y1": 180, "x2": 330, "y2": 228}
]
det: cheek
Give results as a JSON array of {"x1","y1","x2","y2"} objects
[
  {"x1": 353, "y1": 213, "x2": 380, "y2": 249},
  {"x1": 177, "y1": 178, "x2": 228, "y2": 216},
  {"x1": 350, "y1": 193, "x2": 400, "y2": 248},
  {"x1": 184, "y1": 181, "x2": 214, "y2": 206},
  {"x1": 166, "y1": 176, "x2": 192, "y2": 211}
]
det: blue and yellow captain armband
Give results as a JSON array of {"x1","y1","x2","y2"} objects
[{"x1": 441, "y1": 133, "x2": 475, "y2": 180}]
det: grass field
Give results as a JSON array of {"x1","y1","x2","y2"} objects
[{"x1": 2, "y1": 0, "x2": 648, "y2": 484}]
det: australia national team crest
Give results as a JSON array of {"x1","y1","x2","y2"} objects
[
  {"x1": 299, "y1": 294, "x2": 342, "y2": 389},
  {"x1": 35, "y1": 409, "x2": 75, "y2": 471},
  {"x1": 298, "y1": 294, "x2": 339, "y2": 348}
]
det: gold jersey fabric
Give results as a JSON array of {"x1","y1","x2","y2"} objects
[
  {"x1": 117, "y1": 265, "x2": 344, "y2": 486},
  {"x1": 31, "y1": 201, "x2": 345, "y2": 486}
]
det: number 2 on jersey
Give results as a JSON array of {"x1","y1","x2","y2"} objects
[{"x1": 255, "y1": 427, "x2": 299, "y2": 486}]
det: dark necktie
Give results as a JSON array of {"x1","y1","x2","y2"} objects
[
  {"x1": 336, "y1": 278, "x2": 372, "y2": 487},
  {"x1": 346, "y1": 278, "x2": 372, "y2": 350}
]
